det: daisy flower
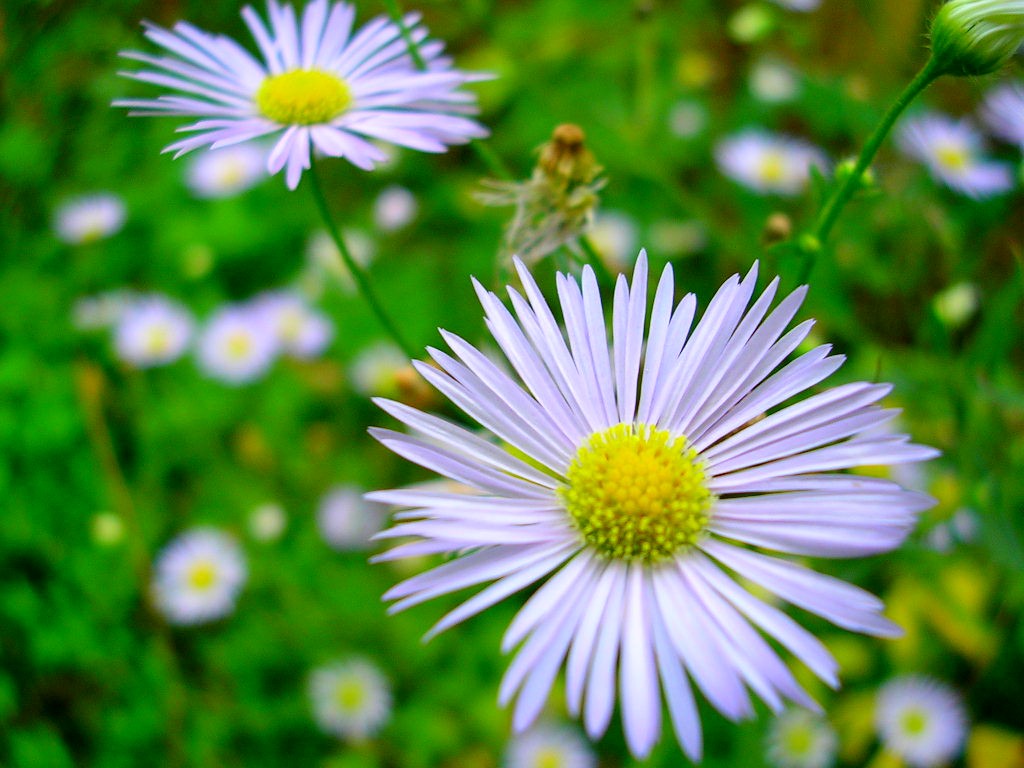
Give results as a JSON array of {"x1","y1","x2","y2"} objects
[
  {"x1": 114, "y1": 294, "x2": 194, "y2": 368},
  {"x1": 716, "y1": 131, "x2": 827, "y2": 196},
  {"x1": 196, "y1": 304, "x2": 279, "y2": 384},
  {"x1": 749, "y1": 59, "x2": 801, "y2": 104},
  {"x1": 767, "y1": 709, "x2": 838, "y2": 768},
  {"x1": 373, "y1": 185, "x2": 418, "y2": 232},
  {"x1": 875, "y1": 676, "x2": 967, "y2": 767},
  {"x1": 369, "y1": 252, "x2": 936, "y2": 759},
  {"x1": 981, "y1": 81, "x2": 1024, "y2": 148},
  {"x1": 309, "y1": 658, "x2": 392, "y2": 740},
  {"x1": 153, "y1": 528, "x2": 247, "y2": 625},
  {"x1": 115, "y1": 0, "x2": 488, "y2": 189},
  {"x1": 505, "y1": 723, "x2": 597, "y2": 768},
  {"x1": 897, "y1": 113, "x2": 1013, "y2": 198},
  {"x1": 770, "y1": 0, "x2": 821, "y2": 11},
  {"x1": 54, "y1": 193, "x2": 126, "y2": 245},
  {"x1": 318, "y1": 485, "x2": 386, "y2": 551},
  {"x1": 185, "y1": 143, "x2": 268, "y2": 198},
  {"x1": 253, "y1": 290, "x2": 333, "y2": 359}
]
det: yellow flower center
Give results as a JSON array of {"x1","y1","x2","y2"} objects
[
  {"x1": 334, "y1": 679, "x2": 365, "y2": 712},
  {"x1": 186, "y1": 560, "x2": 218, "y2": 591},
  {"x1": 225, "y1": 331, "x2": 253, "y2": 360},
  {"x1": 782, "y1": 725, "x2": 815, "y2": 756},
  {"x1": 278, "y1": 309, "x2": 304, "y2": 342},
  {"x1": 560, "y1": 423, "x2": 713, "y2": 563},
  {"x1": 533, "y1": 748, "x2": 564, "y2": 768},
  {"x1": 256, "y1": 69, "x2": 352, "y2": 125},
  {"x1": 144, "y1": 326, "x2": 171, "y2": 356},
  {"x1": 217, "y1": 158, "x2": 246, "y2": 188},
  {"x1": 757, "y1": 151, "x2": 787, "y2": 183},
  {"x1": 900, "y1": 708, "x2": 929, "y2": 736},
  {"x1": 935, "y1": 143, "x2": 970, "y2": 172}
]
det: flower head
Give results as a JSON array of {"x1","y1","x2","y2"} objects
[
  {"x1": 196, "y1": 304, "x2": 279, "y2": 384},
  {"x1": 373, "y1": 185, "x2": 418, "y2": 232},
  {"x1": 185, "y1": 143, "x2": 268, "y2": 198},
  {"x1": 114, "y1": 294, "x2": 193, "y2": 368},
  {"x1": 876, "y1": 676, "x2": 967, "y2": 767},
  {"x1": 153, "y1": 528, "x2": 247, "y2": 625},
  {"x1": 249, "y1": 502, "x2": 287, "y2": 542},
  {"x1": 116, "y1": 0, "x2": 488, "y2": 189},
  {"x1": 370, "y1": 252, "x2": 936, "y2": 759},
  {"x1": 716, "y1": 131, "x2": 827, "y2": 196},
  {"x1": 54, "y1": 193, "x2": 126, "y2": 245},
  {"x1": 318, "y1": 485, "x2": 386, "y2": 550},
  {"x1": 309, "y1": 658, "x2": 391, "y2": 740},
  {"x1": 770, "y1": 0, "x2": 821, "y2": 11},
  {"x1": 931, "y1": 0, "x2": 1024, "y2": 77},
  {"x1": 253, "y1": 290, "x2": 333, "y2": 359},
  {"x1": 767, "y1": 709, "x2": 838, "y2": 768},
  {"x1": 505, "y1": 724, "x2": 596, "y2": 768},
  {"x1": 982, "y1": 81, "x2": 1024, "y2": 148},
  {"x1": 897, "y1": 112, "x2": 1014, "y2": 198}
]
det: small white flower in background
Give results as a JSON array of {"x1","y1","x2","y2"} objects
[
  {"x1": 767, "y1": 709, "x2": 838, "y2": 768},
  {"x1": 669, "y1": 100, "x2": 708, "y2": 139},
  {"x1": 72, "y1": 290, "x2": 135, "y2": 331},
  {"x1": 769, "y1": 0, "x2": 821, "y2": 11},
  {"x1": 249, "y1": 503, "x2": 287, "y2": 542},
  {"x1": 372, "y1": 252, "x2": 936, "y2": 760},
  {"x1": 897, "y1": 113, "x2": 1014, "y2": 198},
  {"x1": 932, "y1": 282, "x2": 980, "y2": 328},
  {"x1": 318, "y1": 485, "x2": 386, "y2": 551},
  {"x1": 716, "y1": 130, "x2": 827, "y2": 195},
  {"x1": 875, "y1": 676, "x2": 967, "y2": 768},
  {"x1": 305, "y1": 228, "x2": 376, "y2": 294},
  {"x1": 925, "y1": 508, "x2": 979, "y2": 552},
  {"x1": 373, "y1": 185, "x2": 418, "y2": 232},
  {"x1": 153, "y1": 528, "x2": 247, "y2": 625},
  {"x1": 586, "y1": 210, "x2": 639, "y2": 271},
  {"x1": 650, "y1": 220, "x2": 708, "y2": 258},
  {"x1": 253, "y1": 290, "x2": 333, "y2": 359},
  {"x1": 54, "y1": 193, "x2": 126, "y2": 245},
  {"x1": 349, "y1": 342, "x2": 407, "y2": 397},
  {"x1": 196, "y1": 305, "x2": 279, "y2": 384},
  {"x1": 981, "y1": 81, "x2": 1024, "y2": 148},
  {"x1": 309, "y1": 658, "x2": 391, "y2": 740},
  {"x1": 116, "y1": 0, "x2": 488, "y2": 189},
  {"x1": 185, "y1": 143, "x2": 268, "y2": 198},
  {"x1": 505, "y1": 724, "x2": 597, "y2": 768},
  {"x1": 750, "y1": 59, "x2": 801, "y2": 104},
  {"x1": 114, "y1": 295, "x2": 194, "y2": 368}
]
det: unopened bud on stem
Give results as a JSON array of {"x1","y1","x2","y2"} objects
[{"x1": 930, "y1": 0, "x2": 1024, "y2": 77}]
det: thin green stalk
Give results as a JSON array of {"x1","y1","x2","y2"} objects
[
  {"x1": 307, "y1": 162, "x2": 417, "y2": 358},
  {"x1": 381, "y1": 0, "x2": 426, "y2": 70},
  {"x1": 798, "y1": 57, "x2": 943, "y2": 281}
]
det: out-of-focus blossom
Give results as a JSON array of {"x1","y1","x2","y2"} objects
[
  {"x1": 650, "y1": 219, "x2": 708, "y2": 258},
  {"x1": 317, "y1": 485, "x2": 386, "y2": 551},
  {"x1": 153, "y1": 528, "x2": 247, "y2": 625},
  {"x1": 54, "y1": 193, "x2": 126, "y2": 245},
  {"x1": 72, "y1": 290, "x2": 135, "y2": 331},
  {"x1": 897, "y1": 113, "x2": 1014, "y2": 198},
  {"x1": 309, "y1": 658, "x2": 391, "y2": 740},
  {"x1": 750, "y1": 59, "x2": 801, "y2": 103},
  {"x1": 306, "y1": 228, "x2": 376, "y2": 294},
  {"x1": 196, "y1": 305, "x2": 279, "y2": 384},
  {"x1": 586, "y1": 210, "x2": 639, "y2": 271},
  {"x1": 350, "y1": 342, "x2": 412, "y2": 398},
  {"x1": 875, "y1": 676, "x2": 967, "y2": 767},
  {"x1": 253, "y1": 290, "x2": 333, "y2": 359},
  {"x1": 932, "y1": 282, "x2": 980, "y2": 328},
  {"x1": 770, "y1": 0, "x2": 821, "y2": 11},
  {"x1": 249, "y1": 503, "x2": 287, "y2": 542},
  {"x1": 505, "y1": 724, "x2": 597, "y2": 768},
  {"x1": 373, "y1": 185, "x2": 418, "y2": 232},
  {"x1": 114, "y1": 295, "x2": 194, "y2": 368},
  {"x1": 981, "y1": 81, "x2": 1024, "y2": 148},
  {"x1": 766, "y1": 709, "x2": 838, "y2": 768},
  {"x1": 116, "y1": 0, "x2": 488, "y2": 189},
  {"x1": 716, "y1": 130, "x2": 827, "y2": 195},
  {"x1": 669, "y1": 100, "x2": 708, "y2": 139},
  {"x1": 185, "y1": 144, "x2": 267, "y2": 198}
]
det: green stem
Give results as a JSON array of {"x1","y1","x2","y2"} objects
[
  {"x1": 381, "y1": 0, "x2": 426, "y2": 70},
  {"x1": 307, "y1": 162, "x2": 417, "y2": 359},
  {"x1": 798, "y1": 57, "x2": 942, "y2": 281},
  {"x1": 578, "y1": 235, "x2": 617, "y2": 288}
]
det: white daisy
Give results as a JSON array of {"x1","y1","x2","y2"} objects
[
  {"x1": 369, "y1": 251, "x2": 937, "y2": 760},
  {"x1": 196, "y1": 305, "x2": 279, "y2": 384},
  {"x1": 981, "y1": 81, "x2": 1024, "y2": 148},
  {"x1": 185, "y1": 142, "x2": 268, "y2": 197},
  {"x1": 54, "y1": 193, "x2": 126, "y2": 245},
  {"x1": 153, "y1": 528, "x2": 247, "y2": 625},
  {"x1": 373, "y1": 184, "x2": 418, "y2": 232},
  {"x1": 767, "y1": 709, "x2": 838, "y2": 768},
  {"x1": 116, "y1": 0, "x2": 488, "y2": 189},
  {"x1": 318, "y1": 485, "x2": 386, "y2": 550},
  {"x1": 114, "y1": 294, "x2": 194, "y2": 368},
  {"x1": 349, "y1": 342, "x2": 408, "y2": 396},
  {"x1": 897, "y1": 112, "x2": 1014, "y2": 198},
  {"x1": 750, "y1": 59, "x2": 801, "y2": 104},
  {"x1": 505, "y1": 723, "x2": 597, "y2": 768},
  {"x1": 309, "y1": 658, "x2": 391, "y2": 740},
  {"x1": 253, "y1": 290, "x2": 333, "y2": 359},
  {"x1": 716, "y1": 131, "x2": 827, "y2": 195},
  {"x1": 876, "y1": 676, "x2": 967, "y2": 767}
]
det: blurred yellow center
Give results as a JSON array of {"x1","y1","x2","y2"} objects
[
  {"x1": 225, "y1": 332, "x2": 252, "y2": 360},
  {"x1": 533, "y1": 748, "x2": 563, "y2": 768},
  {"x1": 935, "y1": 144, "x2": 969, "y2": 171},
  {"x1": 145, "y1": 326, "x2": 171, "y2": 356},
  {"x1": 335, "y1": 680, "x2": 365, "y2": 711},
  {"x1": 782, "y1": 726, "x2": 814, "y2": 755},
  {"x1": 187, "y1": 561, "x2": 217, "y2": 591},
  {"x1": 758, "y1": 152, "x2": 787, "y2": 183},
  {"x1": 901, "y1": 708, "x2": 929, "y2": 736},
  {"x1": 560, "y1": 423, "x2": 712, "y2": 563},
  {"x1": 256, "y1": 69, "x2": 352, "y2": 125}
]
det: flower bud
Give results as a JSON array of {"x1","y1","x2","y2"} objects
[
  {"x1": 931, "y1": 0, "x2": 1024, "y2": 77},
  {"x1": 537, "y1": 124, "x2": 599, "y2": 185}
]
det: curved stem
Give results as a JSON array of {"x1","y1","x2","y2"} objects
[
  {"x1": 306, "y1": 162, "x2": 417, "y2": 359},
  {"x1": 381, "y1": 0, "x2": 426, "y2": 70}
]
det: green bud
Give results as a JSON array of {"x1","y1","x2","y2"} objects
[
  {"x1": 798, "y1": 233, "x2": 821, "y2": 256},
  {"x1": 728, "y1": 5, "x2": 776, "y2": 45},
  {"x1": 931, "y1": 0, "x2": 1024, "y2": 77},
  {"x1": 835, "y1": 158, "x2": 876, "y2": 188}
]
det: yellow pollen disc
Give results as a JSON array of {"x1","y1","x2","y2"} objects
[
  {"x1": 256, "y1": 69, "x2": 353, "y2": 125},
  {"x1": 758, "y1": 151, "x2": 787, "y2": 183},
  {"x1": 533, "y1": 748, "x2": 564, "y2": 768},
  {"x1": 335, "y1": 680, "x2": 365, "y2": 711},
  {"x1": 144, "y1": 326, "x2": 171, "y2": 356},
  {"x1": 186, "y1": 561, "x2": 218, "y2": 591},
  {"x1": 560, "y1": 423, "x2": 713, "y2": 563},
  {"x1": 782, "y1": 726, "x2": 814, "y2": 756},
  {"x1": 901, "y1": 708, "x2": 929, "y2": 736},
  {"x1": 225, "y1": 332, "x2": 253, "y2": 360},
  {"x1": 935, "y1": 144, "x2": 969, "y2": 171}
]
